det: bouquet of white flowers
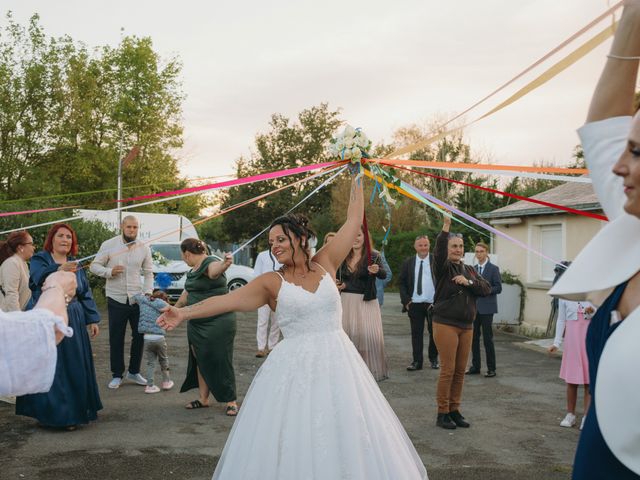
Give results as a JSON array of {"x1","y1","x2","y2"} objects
[
  {"x1": 328, "y1": 125, "x2": 371, "y2": 163},
  {"x1": 152, "y1": 250, "x2": 170, "y2": 266}
]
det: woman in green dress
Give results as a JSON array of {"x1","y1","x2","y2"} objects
[{"x1": 174, "y1": 238, "x2": 238, "y2": 416}]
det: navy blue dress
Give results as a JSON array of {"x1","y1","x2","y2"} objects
[
  {"x1": 16, "y1": 251, "x2": 103, "y2": 427},
  {"x1": 572, "y1": 282, "x2": 639, "y2": 479}
]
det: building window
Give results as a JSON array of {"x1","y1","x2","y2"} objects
[{"x1": 528, "y1": 222, "x2": 564, "y2": 283}]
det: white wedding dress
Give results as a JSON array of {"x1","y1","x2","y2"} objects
[{"x1": 212, "y1": 266, "x2": 428, "y2": 479}]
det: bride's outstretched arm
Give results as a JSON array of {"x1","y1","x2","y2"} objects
[
  {"x1": 157, "y1": 273, "x2": 273, "y2": 331},
  {"x1": 314, "y1": 174, "x2": 364, "y2": 272}
]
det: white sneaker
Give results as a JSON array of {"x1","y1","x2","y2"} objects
[
  {"x1": 108, "y1": 377, "x2": 122, "y2": 389},
  {"x1": 580, "y1": 416, "x2": 586, "y2": 430},
  {"x1": 144, "y1": 385, "x2": 161, "y2": 394},
  {"x1": 560, "y1": 412, "x2": 576, "y2": 428},
  {"x1": 126, "y1": 372, "x2": 147, "y2": 386},
  {"x1": 161, "y1": 380, "x2": 174, "y2": 390}
]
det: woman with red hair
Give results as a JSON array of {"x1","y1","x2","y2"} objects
[{"x1": 16, "y1": 223, "x2": 102, "y2": 431}]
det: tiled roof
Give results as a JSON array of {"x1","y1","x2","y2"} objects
[{"x1": 477, "y1": 181, "x2": 602, "y2": 219}]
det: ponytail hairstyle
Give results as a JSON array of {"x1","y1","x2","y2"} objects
[
  {"x1": 180, "y1": 238, "x2": 208, "y2": 255},
  {"x1": 0, "y1": 231, "x2": 30, "y2": 265},
  {"x1": 268, "y1": 213, "x2": 316, "y2": 274}
]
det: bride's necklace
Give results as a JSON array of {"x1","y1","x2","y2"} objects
[{"x1": 284, "y1": 264, "x2": 310, "y2": 279}]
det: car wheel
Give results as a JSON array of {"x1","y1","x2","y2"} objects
[{"x1": 228, "y1": 279, "x2": 247, "y2": 291}]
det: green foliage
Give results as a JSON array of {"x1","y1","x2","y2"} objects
[
  {"x1": 196, "y1": 216, "x2": 230, "y2": 244},
  {"x1": 0, "y1": 12, "x2": 200, "y2": 219},
  {"x1": 220, "y1": 103, "x2": 342, "y2": 247}
]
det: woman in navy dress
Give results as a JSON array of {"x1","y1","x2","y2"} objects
[
  {"x1": 550, "y1": 2, "x2": 640, "y2": 477},
  {"x1": 16, "y1": 223, "x2": 102, "y2": 430}
]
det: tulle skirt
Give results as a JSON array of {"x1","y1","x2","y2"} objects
[{"x1": 211, "y1": 329, "x2": 427, "y2": 479}]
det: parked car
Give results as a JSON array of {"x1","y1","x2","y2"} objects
[{"x1": 147, "y1": 243, "x2": 255, "y2": 302}]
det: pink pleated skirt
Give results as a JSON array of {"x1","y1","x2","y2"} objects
[
  {"x1": 559, "y1": 317, "x2": 590, "y2": 385},
  {"x1": 340, "y1": 293, "x2": 388, "y2": 381}
]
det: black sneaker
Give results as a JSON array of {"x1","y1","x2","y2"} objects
[
  {"x1": 465, "y1": 367, "x2": 481, "y2": 375},
  {"x1": 449, "y1": 410, "x2": 470, "y2": 428},
  {"x1": 436, "y1": 413, "x2": 457, "y2": 429}
]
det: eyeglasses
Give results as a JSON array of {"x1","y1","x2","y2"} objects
[{"x1": 448, "y1": 233, "x2": 463, "y2": 239}]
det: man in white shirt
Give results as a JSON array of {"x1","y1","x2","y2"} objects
[
  {"x1": 253, "y1": 250, "x2": 282, "y2": 357},
  {"x1": 90, "y1": 215, "x2": 153, "y2": 389},
  {"x1": 399, "y1": 235, "x2": 439, "y2": 371}
]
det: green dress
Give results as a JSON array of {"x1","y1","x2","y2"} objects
[{"x1": 180, "y1": 256, "x2": 237, "y2": 402}]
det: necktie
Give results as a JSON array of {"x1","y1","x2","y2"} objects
[
  {"x1": 478, "y1": 265, "x2": 483, "y2": 275},
  {"x1": 417, "y1": 260, "x2": 423, "y2": 296}
]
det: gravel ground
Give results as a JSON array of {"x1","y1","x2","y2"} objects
[{"x1": 0, "y1": 293, "x2": 579, "y2": 479}]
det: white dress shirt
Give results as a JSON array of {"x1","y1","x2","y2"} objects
[
  {"x1": 89, "y1": 236, "x2": 153, "y2": 303},
  {"x1": 253, "y1": 250, "x2": 282, "y2": 276},
  {"x1": 411, "y1": 254, "x2": 435, "y2": 304}
]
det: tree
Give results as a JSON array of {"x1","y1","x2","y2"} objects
[
  {"x1": 0, "y1": 12, "x2": 201, "y2": 223},
  {"x1": 220, "y1": 104, "x2": 342, "y2": 247}
]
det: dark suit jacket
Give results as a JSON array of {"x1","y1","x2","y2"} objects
[
  {"x1": 398, "y1": 254, "x2": 436, "y2": 312},
  {"x1": 475, "y1": 261, "x2": 502, "y2": 315}
]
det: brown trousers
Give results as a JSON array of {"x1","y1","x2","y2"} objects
[{"x1": 433, "y1": 322, "x2": 473, "y2": 413}]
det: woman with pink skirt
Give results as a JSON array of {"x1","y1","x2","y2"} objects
[
  {"x1": 548, "y1": 299, "x2": 595, "y2": 430},
  {"x1": 337, "y1": 225, "x2": 388, "y2": 381}
]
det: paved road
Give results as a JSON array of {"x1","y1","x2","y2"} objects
[{"x1": 0, "y1": 293, "x2": 579, "y2": 479}]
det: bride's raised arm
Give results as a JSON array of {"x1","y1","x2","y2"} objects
[{"x1": 314, "y1": 174, "x2": 364, "y2": 272}]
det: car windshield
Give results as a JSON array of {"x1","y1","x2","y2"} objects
[{"x1": 151, "y1": 244, "x2": 183, "y2": 262}]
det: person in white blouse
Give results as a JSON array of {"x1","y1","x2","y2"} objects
[
  {"x1": 548, "y1": 299, "x2": 596, "y2": 430},
  {"x1": 253, "y1": 250, "x2": 282, "y2": 357},
  {"x1": 0, "y1": 271, "x2": 76, "y2": 397},
  {"x1": 90, "y1": 215, "x2": 153, "y2": 389}
]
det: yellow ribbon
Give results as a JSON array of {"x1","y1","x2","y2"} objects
[{"x1": 390, "y1": 20, "x2": 619, "y2": 158}]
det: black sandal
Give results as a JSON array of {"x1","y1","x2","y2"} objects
[
  {"x1": 185, "y1": 399, "x2": 209, "y2": 410},
  {"x1": 225, "y1": 404, "x2": 238, "y2": 416}
]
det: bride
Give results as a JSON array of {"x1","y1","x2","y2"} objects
[{"x1": 158, "y1": 173, "x2": 428, "y2": 479}]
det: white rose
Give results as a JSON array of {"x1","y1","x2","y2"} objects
[
  {"x1": 341, "y1": 147, "x2": 352, "y2": 160},
  {"x1": 355, "y1": 131, "x2": 369, "y2": 150},
  {"x1": 335, "y1": 138, "x2": 346, "y2": 152},
  {"x1": 343, "y1": 125, "x2": 356, "y2": 138},
  {"x1": 344, "y1": 135, "x2": 355, "y2": 148},
  {"x1": 350, "y1": 146, "x2": 362, "y2": 161}
]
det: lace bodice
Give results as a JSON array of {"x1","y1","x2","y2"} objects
[{"x1": 274, "y1": 270, "x2": 343, "y2": 338}]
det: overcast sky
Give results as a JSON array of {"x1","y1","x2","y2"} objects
[{"x1": 3, "y1": 1, "x2": 619, "y2": 180}]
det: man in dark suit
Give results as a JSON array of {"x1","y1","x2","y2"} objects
[
  {"x1": 399, "y1": 235, "x2": 439, "y2": 371},
  {"x1": 466, "y1": 242, "x2": 502, "y2": 377}
]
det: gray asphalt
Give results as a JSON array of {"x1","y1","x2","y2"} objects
[{"x1": 0, "y1": 293, "x2": 579, "y2": 479}]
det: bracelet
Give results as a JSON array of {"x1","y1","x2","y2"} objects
[
  {"x1": 607, "y1": 53, "x2": 640, "y2": 60},
  {"x1": 41, "y1": 283, "x2": 71, "y2": 305}
]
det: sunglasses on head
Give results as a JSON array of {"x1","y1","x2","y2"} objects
[{"x1": 448, "y1": 233, "x2": 463, "y2": 239}]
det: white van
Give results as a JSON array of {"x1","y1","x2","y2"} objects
[{"x1": 149, "y1": 243, "x2": 255, "y2": 302}]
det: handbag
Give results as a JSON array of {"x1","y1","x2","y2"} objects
[{"x1": 363, "y1": 274, "x2": 377, "y2": 301}]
